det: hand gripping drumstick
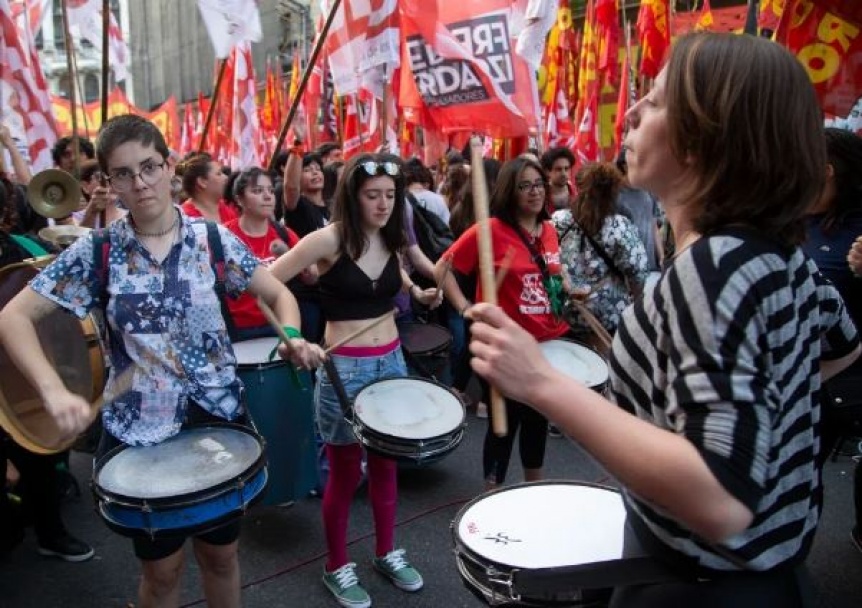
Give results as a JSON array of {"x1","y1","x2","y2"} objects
[
  {"x1": 324, "y1": 310, "x2": 396, "y2": 355},
  {"x1": 256, "y1": 297, "x2": 298, "y2": 356},
  {"x1": 470, "y1": 137, "x2": 508, "y2": 437}
]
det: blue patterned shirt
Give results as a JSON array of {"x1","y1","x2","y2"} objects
[{"x1": 30, "y1": 211, "x2": 259, "y2": 446}]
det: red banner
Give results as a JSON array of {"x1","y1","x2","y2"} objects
[
  {"x1": 776, "y1": 0, "x2": 862, "y2": 117},
  {"x1": 51, "y1": 88, "x2": 180, "y2": 150}
]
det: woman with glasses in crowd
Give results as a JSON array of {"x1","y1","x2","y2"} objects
[
  {"x1": 0, "y1": 115, "x2": 324, "y2": 608},
  {"x1": 435, "y1": 155, "x2": 570, "y2": 491},
  {"x1": 269, "y1": 153, "x2": 442, "y2": 608}
]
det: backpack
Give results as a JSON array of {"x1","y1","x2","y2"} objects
[
  {"x1": 406, "y1": 192, "x2": 454, "y2": 262},
  {"x1": 92, "y1": 221, "x2": 238, "y2": 339}
]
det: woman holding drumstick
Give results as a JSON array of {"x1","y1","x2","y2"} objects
[
  {"x1": 269, "y1": 152, "x2": 442, "y2": 608},
  {"x1": 434, "y1": 155, "x2": 570, "y2": 491}
]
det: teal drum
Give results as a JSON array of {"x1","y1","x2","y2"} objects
[{"x1": 233, "y1": 337, "x2": 318, "y2": 505}]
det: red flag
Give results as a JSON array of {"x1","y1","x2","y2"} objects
[
  {"x1": 596, "y1": 0, "x2": 620, "y2": 84},
  {"x1": 574, "y1": 87, "x2": 600, "y2": 166},
  {"x1": 776, "y1": 0, "x2": 862, "y2": 117},
  {"x1": 229, "y1": 42, "x2": 263, "y2": 169},
  {"x1": 614, "y1": 52, "x2": 634, "y2": 154},
  {"x1": 636, "y1": 0, "x2": 671, "y2": 79},
  {"x1": 0, "y1": 0, "x2": 58, "y2": 171},
  {"x1": 759, "y1": 0, "x2": 784, "y2": 34},
  {"x1": 398, "y1": 0, "x2": 539, "y2": 139},
  {"x1": 10, "y1": 0, "x2": 49, "y2": 40},
  {"x1": 179, "y1": 102, "x2": 195, "y2": 156},
  {"x1": 696, "y1": 0, "x2": 715, "y2": 31}
]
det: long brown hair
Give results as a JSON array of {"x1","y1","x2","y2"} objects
[
  {"x1": 490, "y1": 156, "x2": 550, "y2": 227},
  {"x1": 665, "y1": 33, "x2": 826, "y2": 247},
  {"x1": 573, "y1": 162, "x2": 622, "y2": 237}
]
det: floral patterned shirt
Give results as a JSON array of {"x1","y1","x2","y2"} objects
[
  {"x1": 30, "y1": 211, "x2": 258, "y2": 446},
  {"x1": 551, "y1": 209, "x2": 649, "y2": 335}
]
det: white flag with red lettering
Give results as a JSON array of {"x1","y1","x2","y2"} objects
[
  {"x1": 229, "y1": 42, "x2": 263, "y2": 170},
  {"x1": 197, "y1": 0, "x2": 262, "y2": 59},
  {"x1": 10, "y1": 0, "x2": 50, "y2": 40},
  {"x1": 65, "y1": 0, "x2": 130, "y2": 81},
  {"x1": 1, "y1": 0, "x2": 58, "y2": 171}
]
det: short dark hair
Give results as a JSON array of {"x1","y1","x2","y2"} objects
[
  {"x1": 402, "y1": 157, "x2": 434, "y2": 188},
  {"x1": 302, "y1": 153, "x2": 324, "y2": 170},
  {"x1": 96, "y1": 115, "x2": 169, "y2": 173},
  {"x1": 52, "y1": 136, "x2": 95, "y2": 165},
  {"x1": 315, "y1": 142, "x2": 341, "y2": 160},
  {"x1": 232, "y1": 166, "x2": 271, "y2": 201},
  {"x1": 665, "y1": 33, "x2": 826, "y2": 247},
  {"x1": 820, "y1": 128, "x2": 862, "y2": 234},
  {"x1": 540, "y1": 147, "x2": 575, "y2": 171}
]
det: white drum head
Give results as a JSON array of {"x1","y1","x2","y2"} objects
[
  {"x1": 97, "y1": 426, "x2": 262, "y2": 499},
  {"x1": 456, "y1": 483, "x2": 625, "y2": 569},
  {"x1": 232, "y1": 337, "x2": 280, "y2": 366},
  {"x1": 540, "y1": 340, "x2": 609, "y2": 388},
  {"x1": 354, "y1": 378, "x2": 464, "y2": 439}
]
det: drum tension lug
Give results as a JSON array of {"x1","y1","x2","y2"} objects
[{"x1": 487, "y1": 567, "x2": 520, "y2": 603}]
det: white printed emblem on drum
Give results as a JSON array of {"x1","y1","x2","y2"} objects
[
  {"x1": 97, "y1": 427, "x2": 262, "y2": 499},
  {"x1": 354, "y1": 378, "x2": 464, "y2": 439},
  {"x1": 457, "y1": 484, "x2": 626, "y2": 569},
  {"x1": 232, "y1": 337, "x2": 281, "y2": 365},
  {"x1": 539, "y1": 340, "x2": 609, "y2": 388}
]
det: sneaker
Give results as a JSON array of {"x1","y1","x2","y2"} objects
[
  {"x1": 548, "y1": 424, "x2": 562, "y2": 438},
  {"x1": 37, "y1": 533, "x2": 94, "y2": 562},
  {"x1": 322, "y1": 563, "x2": 371, "y2": 608},
  {"x1": 372, "y1": 548, "x2": 424, "y2": 592},
  {"x1": 852, "y1": 527, "x2": 862, "y2": 555}
]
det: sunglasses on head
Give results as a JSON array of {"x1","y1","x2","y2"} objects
[{"x1": 359, "y1": 160, "x2": 399, "y2": 177}]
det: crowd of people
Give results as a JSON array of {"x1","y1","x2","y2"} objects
[{"x1": 0, "y1": 31, "x2": 861, "y2": 608}]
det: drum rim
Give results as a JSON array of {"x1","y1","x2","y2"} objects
[
  {"x1": 231, "y1": 337, "x2": 282, "y2": 367},
  {"x1": 92, "y1": 422, "x2": 266, "y2": 507},
  {"x1": 539, "y1": 337, "x2": 610, "y2": 389},
  {"x1": 451, "y1": 480, "x2": 621, "y2": 572},
  {"x1": 352, "y1": 375, "x2": 466, "y2": 441}
]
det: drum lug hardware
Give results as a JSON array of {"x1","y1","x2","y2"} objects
[{"x1": 487, "y1": 567, "x2": 519, "y2": 603}]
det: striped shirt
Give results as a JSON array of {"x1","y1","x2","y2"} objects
[{"x1": 612, "y1": 228, "x2": 858, "y2": 572}]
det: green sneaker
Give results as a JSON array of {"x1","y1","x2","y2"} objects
[
  {"x1": 322, "y1": 563, "x2": 371, "y2": 608},
  {"x1": 372, "y1": 548, "x2": 424, "y2": 592}
]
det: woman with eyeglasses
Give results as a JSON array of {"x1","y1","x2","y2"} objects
[
  {"x1": 468, "y1": 33, "x2": 860, "y2": 606},
  {"x1": 269, "y1": 153, "x2": 442, "y2": 608},
  {"x1": 552, "y1": 162, "x2": 649, "y2": 354},
  {"x1": 434, "y1": 155, "x2": 570, "y2": 491},
  {"x1": 0, "y1": 115, "x2": 325, "y2": 608}
]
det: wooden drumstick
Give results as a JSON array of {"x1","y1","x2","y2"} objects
[
  {"x1": 256, "y1": 297, "x2": 298, "y2": 356},
  {"x1": 570, "y1": 299, "x2": 613, "y2": 351},
  {"x1": 470, "y1": 136, "x2": 507, "y2": 438},
  {"x1": 324, "y1": 310, "x2": 396, "y2": 355},
  {"x1": 434, "y1": 258, "x2": 452, "y2": 300}
]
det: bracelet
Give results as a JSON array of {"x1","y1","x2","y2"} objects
[
  {"x1": 289, "y1": 144, "x2": 304, "y2": 157},
  {"x1": 282, "y1": 325, "x2": 302, "y2": 340}
]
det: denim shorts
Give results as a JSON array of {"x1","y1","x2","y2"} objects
[{"x1": 314, "y1": 348, "x2": 407, "y2": 445}]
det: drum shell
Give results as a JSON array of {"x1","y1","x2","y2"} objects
[
  {"x1": 399, "y1": 322, "x2": 452, "y2": 381},
  {"x1": 237, "y1": 353, "x2": 318, "y2": 506},
  {"x1": 451, "y1": 481, "x2": 677, "y2": 606},
  {"x1": 92, "y1": 423, "x2": 267, "y2": 539},
  {"x1": 352, "y1": 376, "x2": 465, "y2": 465}
]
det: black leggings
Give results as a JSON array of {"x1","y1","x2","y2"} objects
[{"x1": 480, "y1": 378, "x2": 549, "y2": 484}]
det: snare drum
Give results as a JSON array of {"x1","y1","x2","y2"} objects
[
  {"x1": 352, "y1": 377, "x2": 465, "y2": 465},
  {"x1": 0, "y1": 258, "x2": 106, "y2": 454},
  {"x1": 93, "y1": 423, "x2": 267, "y2": 538},
  {"x1": 233, "y1": 337, "x2": 318, "y2": 505},
  {"x1": 399, "y1": 322, "x2": 452, "y2": 380},
  {"x1": 539, "y1": 339, "x2": 609, "y2": 394},
  {"x1": 452, "y1": 481, "x2": 675, "y2": 606}
]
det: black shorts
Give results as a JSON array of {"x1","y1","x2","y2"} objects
[{"x1": 94, "y1": 403, "x2": 247, "y2": 561}]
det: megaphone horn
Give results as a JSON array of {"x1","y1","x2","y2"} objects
[{"x1": 26, "y1": 169, "x2": 81, "y2": 219}]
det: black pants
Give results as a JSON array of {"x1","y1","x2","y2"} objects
[{"x1": 0, "y1": 434, "x2": 67, "y2": 548}]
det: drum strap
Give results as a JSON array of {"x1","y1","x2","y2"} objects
[{"x1": 92, "y1": 222, "x2": 238, "y2": 339}]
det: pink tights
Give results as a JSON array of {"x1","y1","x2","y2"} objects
[{"x1": 323, "y1": 443, "x2": 397, "y2": 571}]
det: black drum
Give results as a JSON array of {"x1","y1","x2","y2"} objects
[{"x1": 399, "y1": 322, "x2": 452, "y2": 381}]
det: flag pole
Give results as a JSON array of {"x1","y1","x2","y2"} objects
[
  {"x1": 268, "y1": 0, "x2": 342, "y2": 172},
  {"x1": 100, "y1": 0, "x2": 110, "y2": 126},
  {"x1": 60, "y1": 0, "x2": 81, "y2": 179},
  {"x1": 198, "y1": 58, "x2": 229, "y2": 153}
]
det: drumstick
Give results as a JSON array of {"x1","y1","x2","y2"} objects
[
  {"x1": 470, "y1": 137, "x2": 507, "y2": 438},
  {"x1": 434, "y1": 258, "x2": 452, "y2": 300},
  {"x1": 324, "y1": 310, "x2": 396, "y2": 355},
  {"x1": 256, "y1": 297, "x2": 297, "y2": 356},
  {"x1": 570, "y1": 299, "x2": 613, "y2": 351}
]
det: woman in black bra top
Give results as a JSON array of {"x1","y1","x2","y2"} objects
[{"x1": 269, "y1": 153, "x2": 441, "y2": 608}]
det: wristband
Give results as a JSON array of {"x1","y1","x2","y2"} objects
[{"x1": 282, "y1": 326, "x2": 302, "y2": 340}]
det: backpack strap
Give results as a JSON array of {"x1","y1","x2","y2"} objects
[
  {"x1": 268, "y1": 219, "x2": 292, "y2": 248},
  {"x1": 204, "y1": 221, "x2": 239, "y2": 341},
  {"x1": 92, "y1": 229, "x2": 111, "y2": 310}
]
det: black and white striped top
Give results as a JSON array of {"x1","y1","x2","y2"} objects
[{"x1": 612, "y1": 228, "x2": 859, "y2": 572}]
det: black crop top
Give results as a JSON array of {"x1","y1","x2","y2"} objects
[{"x1": 318, "y1": 253, "x2": 402, "y2": 321}]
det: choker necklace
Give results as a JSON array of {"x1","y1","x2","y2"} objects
[{"x1": 132, "y1": 210, "x2": 179, "y2": 238}]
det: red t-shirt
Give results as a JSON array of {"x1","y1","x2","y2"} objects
[
  {"x1": 224, "y1": 219, "x2": 299, "y2": 329},
  {"x1": 446, "y1": 218, "x2": 569, "y2": 342},
  {"x1": 181, "y1": 199, "x2": 239, "y2": 224}
]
